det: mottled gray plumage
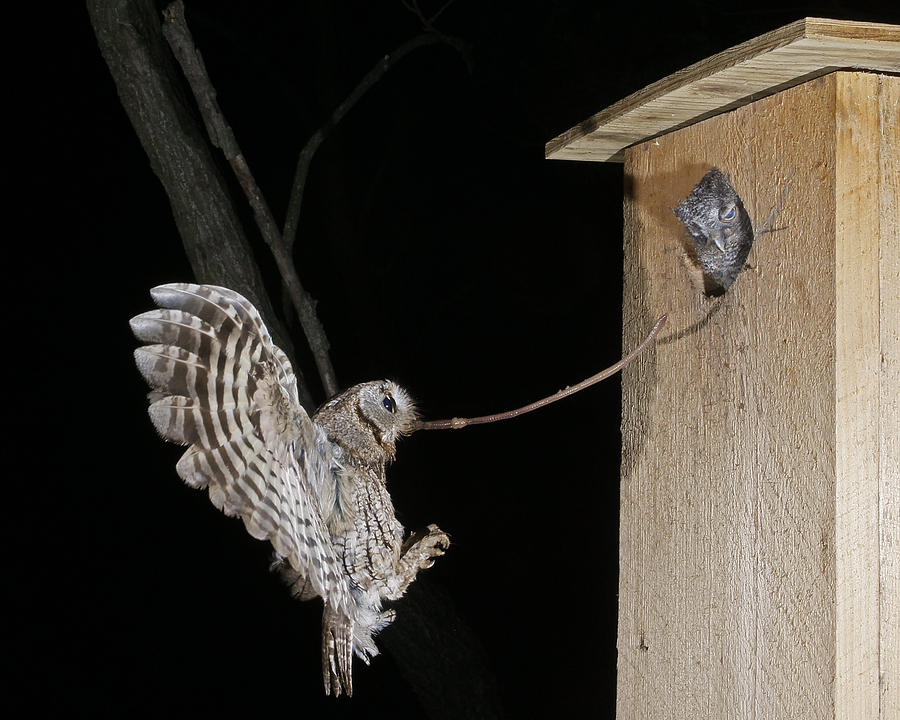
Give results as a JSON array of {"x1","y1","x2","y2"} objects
[
  {"x1": 130, "y1": 283, "x2": 447, "y2": 697},
  {"x1": 674, "y1": 168, "x2": 754, "y2": 295}
]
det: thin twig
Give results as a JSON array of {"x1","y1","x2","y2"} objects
[
  {"x1": 415, "y1": 314, "x2": 668, "y2": 431},
  {"x1": 161, "y1": 0, "x2": 339, "y2": 398},
  {"x1": 282, "y1": 29, "x2": 472, "y2": 253},
  {"x1": 402, "y1": 0, "x2": 457, "y2": 29}
]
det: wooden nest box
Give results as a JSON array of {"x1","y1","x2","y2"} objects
[{"x1": 547, "y1": 18, "x2": 899, "y2": 720}]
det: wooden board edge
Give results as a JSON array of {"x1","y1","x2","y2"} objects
[{"x1": 545, "y1": 17, "x2": 900, "y2": 162}]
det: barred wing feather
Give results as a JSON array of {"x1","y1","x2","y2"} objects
[{"x1": 130, "y1": 283, "x2": 353, "y2": 695}]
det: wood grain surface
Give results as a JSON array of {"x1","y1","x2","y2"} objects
[{"x1": 617, "y1": 71, "x2": 898, "y2": 719}]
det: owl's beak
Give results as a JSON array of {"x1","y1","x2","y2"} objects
[{"x1": 709, "y1": 229, "x2": 727, "y2": 253}]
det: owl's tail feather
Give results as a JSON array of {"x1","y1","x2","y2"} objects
[{"x1": 322, "y1": 603, "x2": 354, "y2": 697}]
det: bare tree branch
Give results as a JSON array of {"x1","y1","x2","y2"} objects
[
  {"x1": 282, "y1": 27, "x2": 472, "y2": 254},
  {"x1": 86, "y1": 0, "x2": 314, "y2": 411},
  {"x1": 161, "y1": 0, "x2": 339, "y2": 399},
  {"x1": 88, "y1": 2, "x2": 500, "y2": 713},
  {"x1": 401, "y1": 0, "x2": 458, "y2": 30}
]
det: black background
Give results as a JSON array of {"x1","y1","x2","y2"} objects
[{"x1": 12, "y1": 1, "x2": 897, "y2": 717}]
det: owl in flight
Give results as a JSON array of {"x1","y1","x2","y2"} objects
[{"x1": 131, "y1": 283, "x2": 449, "y2": 696}]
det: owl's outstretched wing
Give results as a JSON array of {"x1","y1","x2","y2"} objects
[{"x1": 130, "y1": 283, "x2": 353, "y2": 695}]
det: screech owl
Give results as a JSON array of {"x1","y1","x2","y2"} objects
[
  {"x1": 130, "y1": 283, "x2": 448, "y2": 696},
  {"x1": 674, "y1": 168, "x2": 754, "y2": 296}
]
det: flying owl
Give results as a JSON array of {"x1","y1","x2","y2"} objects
[
  {"x1": 674, "y1": 168, "x2": 754, "y2": 295},
  {"x1": 130, "y1": 283, "x2": 449, "y2": 696}
]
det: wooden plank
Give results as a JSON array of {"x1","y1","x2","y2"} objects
[
  {"x1": 877, "y1": 74, "x2": 900, "y2": 720},
  {"x1": 546, "y1": 18, "x2": 900, "y2": 163},
  {"x1": 834, "y1": 71, "x2": 884, "y2": 720},
  {"x1": 618, "y1": 74, "x2": 838, "y2": 720}
]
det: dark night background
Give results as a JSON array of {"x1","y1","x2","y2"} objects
[{"x1": 11, "y1": 1, "x2": 897, "y2": 717}]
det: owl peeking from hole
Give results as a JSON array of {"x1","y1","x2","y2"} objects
[{"x1": 674, "y1": 168, "x2": 754, "y2": 296}]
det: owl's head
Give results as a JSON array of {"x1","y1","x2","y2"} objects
[
  {"x1": 673, "y1": 167, "x2": 754, "y2": 295},
  {"x1": 674, "y1": 168, "x2": 744, "y2": 254},
  {"x1": 356, "y1": 381, "x2": 419, "y2": 445},
  {"x1": 314, "y1": 380, "x2": 418, "y2": 463}
]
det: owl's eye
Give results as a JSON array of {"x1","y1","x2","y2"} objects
[
  {"x1": 719, "y1": 204, "x2": 737, "y2": 222},
  {"x1": 382, "y1": 396, "x2": 396, "y2": 413}
]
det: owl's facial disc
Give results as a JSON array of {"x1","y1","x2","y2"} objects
[{"x1": 359, "y1": 381, "x2": 418, "y2": 444}]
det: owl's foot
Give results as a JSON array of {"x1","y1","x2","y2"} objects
[
  {"x1": 385, "y1": 524, "x2": 449, "y2": 599},
  {"x1": 403, "y1": 523, "x2": 450, "y2": 568}
]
